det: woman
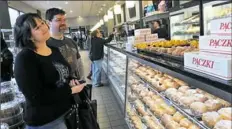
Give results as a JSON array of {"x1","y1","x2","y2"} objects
[
  {"x1": 90, "y1": 29, "x2": 114, "y2": 87},
  {"x1": 14, "y1": 13, "x2": 85, "y2": 129}
]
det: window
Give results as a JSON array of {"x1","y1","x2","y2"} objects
[{"x1": 8, "y1": 7, "x2": 19, "y2": 27}]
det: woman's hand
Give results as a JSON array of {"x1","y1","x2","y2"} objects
[
  {"x1": 71, "y1": 83, "x2": 85, "y2": 94},
  {"x1": 69, "y1": 79, "x2": 80, "y2": 87}
]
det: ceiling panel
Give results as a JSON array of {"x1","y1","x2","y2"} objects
[{"x1": 22, "y1": 1, "x2": 115, "y2": 18}]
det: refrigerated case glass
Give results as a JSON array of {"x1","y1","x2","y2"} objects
[
  {"x1": 108, "y1": 47, "x2": 127, "y2": 102},
  {"x1": 203, "y1": 1, "x2": 232, "y2": 35},
  {"x1": 125, "y1": 56, "x2": 231, "y2": 129},
  {"x1": 170, "y1": 5, "x2": 200, "y2": 40}
]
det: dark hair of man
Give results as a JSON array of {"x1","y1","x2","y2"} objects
[
  {"x1": 14, "y1": 13, "x2": 42, "y2": 50},
  {"x1": 45, "y1": 8, "x2": 66, "y2": 21},
  {"x1": 154, "y1": 20, "x2": 161, "y2": 26}
]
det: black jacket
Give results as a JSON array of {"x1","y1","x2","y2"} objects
[
  {"x1": 152, "y1": 27, "x2": 168, "y2": 39},
  {"x1": 90, "y1": 34, "x2": 114, "y2": 61}
]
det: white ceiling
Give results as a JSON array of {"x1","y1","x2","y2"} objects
[{"x1": 22, "y1": 1, "x2": 116, "y2": 18}]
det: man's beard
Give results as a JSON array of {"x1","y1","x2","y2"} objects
[{"x1": 59, "y1": 24, "x2": 67, "y2": 32}]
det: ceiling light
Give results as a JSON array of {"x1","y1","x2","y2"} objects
[
  {"x1": 114, "y1": 4, "x2": 121, "y2": 14},
  {"x1": 126, "y1": 1, "x2": 135, "y2": 8},
  {"x1": 65, "y1": 1, "x2": 68, "y2": 4},
  {"x1": 104, "y1": 15, "x2": 108, "y2": 22},
  {"x1": 100, "y1": 8, "x2": 103, "y2": 11},
  {"x1": 107, "y1": 10, "x2": 113, "y2": 19},
  {"x1": 70, "y1": 10, "x2": 73, "y2": 13}
]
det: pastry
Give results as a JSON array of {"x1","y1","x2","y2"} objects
[
  {"x1": 156, "y1": 83, "x2": 168, "y2": 91},
  {"x1": 178, "y1": 86, "x2": 190, "y2": 93},
  {"x1": 204, "y1": 99, "x2": 223, "y2": 111},
  {"x1": 166, "y1": 121, "x2": 181, "y2": 129},
  {"x1": 190, "y1": 102, "x2": 208, "y2": 114},
  {"x1": 165, "y1": 106, "x2": 177, "y2": 115},
  {"x1": 185, "y1": 89, "x2": 197, "y2": 96},
  {"x1": 218, "y1": 107, "x2": 232, "y2": 120},
  {"x1": 173, "y1": 112, "x2": 185, "y2": 123},
  {"x1": 165, "y1": 88, "x2": 177, "y2": 98},
  {"x1": 216, "y1": 98, "x2": 231, "y2": 107},
  {"x1": 179, "y1": 118, "x2": 193, "y2": 128},
  {"x1": 173, "y1": 92, "x2": 184, "y2": 102},
  {"x1": 188, "y1": 125, "x2": 200, "y2": 129},
  {"x1": 202, "y1": 111, "x2": 221, "y2": 128},
  {"x1": 179, "y1": 97, "x2": 196, "y2": 107},
  {"x1": 178, "y1": 128, "x2": 187, "y2": 129},
  {"x1": 161, "y1": 114, "x2": 173, "y2": 126},
  {"x1": 193, "y1": 94, "x2": 208, "y2": 102},
  {"x1": 164, "y1": 81, "x2": 180, "y2": 89},
  {"x1": 214, "y1": 120, "x2": 232, "y2": 129}
]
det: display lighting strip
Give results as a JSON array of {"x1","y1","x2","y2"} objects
[{"x1": 90, "y1": 21, "x2": 101, "y2": 32}]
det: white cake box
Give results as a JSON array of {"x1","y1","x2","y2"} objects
[
  {"x1": 145, "y1": 34, "x2": 159, "y2": 42},
  {"x1": 134, "y1": 28, "x2": 151, "y2": 36},
  {"x1": 134, "y1": 35, "x2": 146, "y2": 43},
  {"x1": 184, "y1": 52, "x2": 232, "y2": 80},
  {"x1": 199, "y1": 35, "x2": 232, "y2": 55},
  {"x1": 210, "y1": 16, "x2": 232, "y2": 36}
]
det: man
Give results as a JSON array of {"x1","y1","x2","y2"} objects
[
  {"x1": 46, "y1": 8, "x2": 85, "y2": 80},
  {"x1": 90, "y1": 29, "x2": 114, "y2": 87},
  {"x1": 152, "y1": 20, "x2": 168, "y2": 39}
]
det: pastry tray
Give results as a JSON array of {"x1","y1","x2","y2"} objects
[{"x1": 137, "y1": 49, "x2": 184, "y2": 64}]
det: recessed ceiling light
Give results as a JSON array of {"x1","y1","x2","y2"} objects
[
  {"x1": 70, "y1": 10, "x2": 73, "y2": 13},
  {"x1": 65, "y1": 1, "x2": 68, "y2": 4},
  {"x1": 100, "y1": 8, "x2": 103, "y2": 11},
  {"x1": 103, "y1": 4, "x2": 106, "y2": 7}
]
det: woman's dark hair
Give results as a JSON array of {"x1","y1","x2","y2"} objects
[{"x1": 14, "y1": 13, "x2": 42, "y2": 50}]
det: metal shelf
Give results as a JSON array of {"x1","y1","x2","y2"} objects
[{"x1": 142, "y1": 12, "x2": 170, "y2": 23}]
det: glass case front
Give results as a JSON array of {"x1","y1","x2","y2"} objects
[
  {"x1": 125, "y1": 57, "x2": 231, "y2": 129},
  {"x1": 108, "y1": 47, "x2": 127, "y2": 102}
]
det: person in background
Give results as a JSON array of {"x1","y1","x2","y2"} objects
[
  {"x1": 13, "y1": 13, "x2": 85, "y2": 129},
  {"x1": 1, "y1": 32, "x2": 13, "y2": 82},
  {"x1": 152, "y1": 20, "x2": 168, "y2": 39},
  {"x1": 89, "y1": 29, "x2": 114, "y2": 87},
  {"x1": 46, "y1": 8, "x2": 85, "y2": 81}
]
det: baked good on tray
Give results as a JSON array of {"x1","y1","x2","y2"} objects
[
  {"x1": 213, "y1": 120, "x2": 232, "y2": 129},
  {"x1": 202, "y1": 111, "x2": 221, "y2": 128},
  {"x1": 218, "y1": 107, "x2": 232, "y2": 120}
]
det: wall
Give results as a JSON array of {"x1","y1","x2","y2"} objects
[
  {"x1": 0, "y1": 1, "x2": 11, "y2": 29},
  {"x1": 66, "y1": 16, "x2": 100, "y2": 27},
  {"x1": 125, "y1": 1, "x2": 140, "y2": 22},
  {"x1": 7, "y1": 1, "x2": 45, "y2": 18}
]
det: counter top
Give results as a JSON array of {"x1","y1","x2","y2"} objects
[{"x1": 105, "y1": 44, "x2": 232, "y2": 102}]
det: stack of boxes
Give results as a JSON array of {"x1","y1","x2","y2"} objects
[
  {"x1": 134, "y1": 28, "x2": 159, "y2": 44},
  {"x1": 184, "y1": 16, "x2": 232, "y2": 80}
]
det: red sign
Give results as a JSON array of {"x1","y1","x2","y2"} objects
[
  {"x1": 219, "y1": 22, "x2": 232, "y2": 32},
  {"x1": 209, "y1": 39, "x2": 232, "y2": 48}
]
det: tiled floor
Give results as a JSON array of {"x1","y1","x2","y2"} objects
[{"x1": 80, "y1": 50, "x2": 129, "y2": 129}]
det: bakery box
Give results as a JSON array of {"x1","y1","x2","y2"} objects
[
  {"x1": 210, "y1": 16, "x2": 232, "y2": 36},
  {"x1": 134, "y1": 35, "x2": 146, "y2": 43},
  {"x1": 134, "y1": 28, "x2": 151, "y2": 36},
  {"x1": 199, "y1": 35, "x2": 232, "y2": 55},
  {"x1": 184, "y1": 52, "x2": 232, "y2": 80},
  {"x1": 146, "y1": 34, "x2": 159, "y2": 42}
]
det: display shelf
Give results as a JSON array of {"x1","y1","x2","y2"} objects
[
  {"x1": 142, "y1": 12, "x2": 169, "y2": 23},
  {"x1": 128, "y1": 71, "x2": 210, "y2": 129}
]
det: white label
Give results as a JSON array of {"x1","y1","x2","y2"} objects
[
  {"x1": 134, "y1": 28, "x2": 151, "y2": 36},
  {"x1": 210, "y1": 17, "x2": 232, "y2": 36},
  {"x1": 184, "y1": 52, "x2": 232, "y2": 80},
  {"x1": 199, "y1": 35, "x2": 232, "y2": 54}
]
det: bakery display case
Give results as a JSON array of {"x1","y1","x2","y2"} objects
[
  {"x1": 170, "y1": 6, "x2": 200, "y2": 40},
  {"x1": 203, "y1": 1, "x2": 232, "y2": 35},
  {"x1": 103, "y1": 41, "x2": 231, "y2": 129}
]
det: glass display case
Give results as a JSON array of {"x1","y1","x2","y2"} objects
[
  {"x1": 170, "y1": 6, "x2": 200, "y2": 40},
  {"x1": 103, "y1": 44, "x2": 231, "y2": 129},
  {"x1": 203, "y1": 1, "x2": 232, "y2": 35}
]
